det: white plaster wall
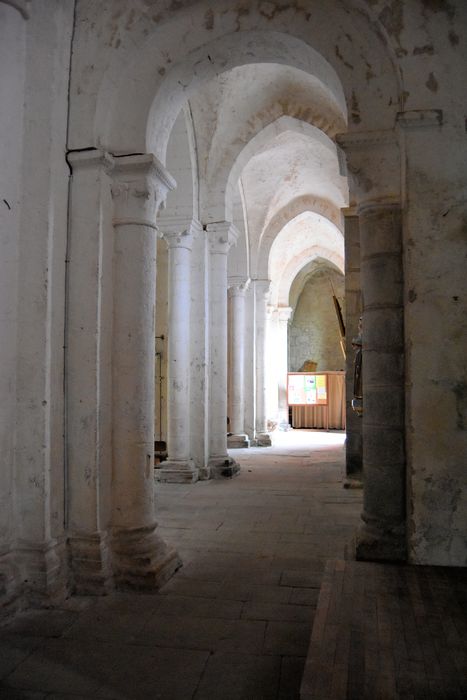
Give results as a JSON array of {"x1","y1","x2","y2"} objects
[{"x1": 289, "y1": 268, "x2": 345, "y2": 372}]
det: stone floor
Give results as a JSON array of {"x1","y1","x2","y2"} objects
[
  {"x1": 0, "y1": 430, "x2": 362, "y2": 700},
  {"x1": 301, "y1": 559, "x2": 467, "y2": 700}
]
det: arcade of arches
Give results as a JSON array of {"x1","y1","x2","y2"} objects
[{"x1": 1, "y1": 0, "x2": 466, "y2": 668}]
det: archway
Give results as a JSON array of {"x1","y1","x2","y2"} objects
[{"x1": 64, "y1": 0, "x2": 404, "y2": 592}]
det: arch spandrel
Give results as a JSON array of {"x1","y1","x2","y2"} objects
[{"x1": 69, "y1": 1, "x2": 401, "y2": 157}]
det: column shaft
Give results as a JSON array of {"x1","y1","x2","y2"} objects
[
  {"x1": 276, "y1": 307, "x2": 293, "y2": 429},
  {"x1": 206, "y1": 223, "x2": 240, "y2": 478},
  {"x1": 67, "y1": 151, "x2": 114, "y2": 594},
  {"x1": 227, "y1": 280, "x2": 249, "y2": 448},
  {"x1": 254, "y1": 280, "x2": 272, "y2": 446},
  {"x1": 343, "y1": 211, "x2": 363, "y2": 486},
  {"x1": 110, "y1": 154, "x2": 181, "y2": 588},
  {"x1": 357, "y1": 203, "x2": 406, "y2": 561},
  {"x1": 157, "y1": 223, "x2": 198, "y2": 482}
]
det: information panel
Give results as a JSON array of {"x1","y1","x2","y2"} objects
[{"x1": 287, "y1": 372, "x2": 328, "y2": 406}]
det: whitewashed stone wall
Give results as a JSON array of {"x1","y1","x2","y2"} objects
[{"x1": 289, "y1": 269, "x2": 345, "y2": 373}]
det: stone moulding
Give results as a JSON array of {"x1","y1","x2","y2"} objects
[
  {"x1": 336, "y1": 129, "x2": 397, "y2": 151},
  {"x1": 396, "y1": 109, "x2": 443, "y2": 130},
  {"x1": 67, "y1": 149, "x2": 114, "y2": 174},
  {"x1": 357, "y1": 197, "x2": 401, "y2": 216}
]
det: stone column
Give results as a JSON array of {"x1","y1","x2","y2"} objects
[
  {"x1": 254, "y1": 280, "x2": 272, "y2": 446},
  {"x1": 6, "y1": 0, "x2": 74, "y2": 604},
  {"x1": 157, "y1": 220, "x2": 199, "y2": 482},
  {"x1": 337, "y1": 130, "x2": 405, "y2": 562},
  {"x1": 276, "y1": 306, "x2": 293, "y2": 429},
  {"x1": 67, "y1": 150, "x2": 114, "y2": 594},
  {"x1": 358, "y1": 202, "x2": 405, "y2": 561},
  {"x1": 110, "y1": 154, "x2": 181, "y2": 588},
  {"x1": 227, "y1": 277, "x2": 250, "y2": 448},
  {"x1": 343, "y1": 209, "x2": 363, "y2": 487},
  {"x1": 206, "y1": 222, "x2": 240, "y2": 478},
  {"x1": 397, "y1": 110, "x2": 466, "y2": 565},
  {"x1": 0, "y1": 0, "x2": 27, "y2": 603}
]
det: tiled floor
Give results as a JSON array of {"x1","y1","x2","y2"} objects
[{"x1": 0, "y1": 430, "x2": 362, "y2": 700}]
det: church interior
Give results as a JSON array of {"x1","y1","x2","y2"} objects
[{"x1": 1, "y1": 1, "x2": 466, "y2": 697}]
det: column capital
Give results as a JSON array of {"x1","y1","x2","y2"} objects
[
  {"x1": 111, "y1": 154, "x2": 176, "y2": 229},
  {"x1": 277, "y1": 306, "x2": 293, "y2": 323},
  {"x1": 341, "y1": 206, "x2": 358, "y2": 218},
  {"x1": 268, "y1": 305, "x2": 293, "y2": 323},
  {"x1": 206, "y1": 221, "x2": 239, "y2": 255},
  {"x1": 228, "y1": 276, "x2": 250, "y2": 297},
  {"x1": 253, "y1": 278, "x2": 272, "y2": 300},
  {"x1": 1, "y1": 0, "x2": 30, "y2": 18},
  {"x1": 160, "y1": 219, "x2": 201, "y2": 251},
  {"x1": 336, "y1": 130, "x2": 400, "y2": 208}
]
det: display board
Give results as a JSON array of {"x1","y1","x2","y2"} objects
[{"x1": 287, "y1": 372, "x2": 328, "y2": 406}]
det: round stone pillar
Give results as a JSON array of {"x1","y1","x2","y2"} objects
[
  {"x1": 206, "y1": 222, "x2": 240, "y2": 478},
  {"x1": 227, "y1": 278, "x2": 250, "y2": 449},
  {"x1": 276, "y1": 306, "x2": 293, "y2": 430},
  {"x1": 157, "y1": 221, "x2": 198, "y2": 482},
  {"x1": 254, "y1": 280, "x2": 272, "y2": 446},
  {"x1": 357, "y1": 201, "x2": 406, "y2": 561},
  {"x1": 343, "y1": 208, "x2": 363, "y2": 487},
  {"x1": 110, "y1": 154, "x2": 181, "y2": 588}
]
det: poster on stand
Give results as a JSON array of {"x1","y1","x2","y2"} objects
[{"x1": 287, "y1": 373, "x2": 328, "y2": 406}]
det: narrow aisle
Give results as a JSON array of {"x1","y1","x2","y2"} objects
[{"x1": 154, "y1": 429, "x2": 362, "y2": 699}]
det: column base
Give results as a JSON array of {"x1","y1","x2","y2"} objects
[
  {"x1": 355, "y1": 519, "x2": 406, "y2": 563},
  {"x1": 343, "y1": 474, "x2": 363, "y2": 490},
  {"x1": 207, "y1": 456, "x2": 241, "y2": 479},
  {"x1": 255, "y1": 432, "x2": 272, "y2": 447},
  {"x1": 198, "y1": 465, "x2": 211, "y2": 480},
  {"x1": 227, "y1": 433, "x2": 250, "y2": 449},
  {"x1": 111, "y1": 523, "x2": 182, "y2": 590},
  {"x1": 0, "y1": 551, "x2": 18, "y2": 613},
  {"x1": 155, "y1": 459, "x2": 199, "y2": 483},
  {"x1": 68, "y1": 532, "x2": 112, "y2": 595},
  {"x1": 10, "y1": 538, "x2": 68, "y2": 605}
]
